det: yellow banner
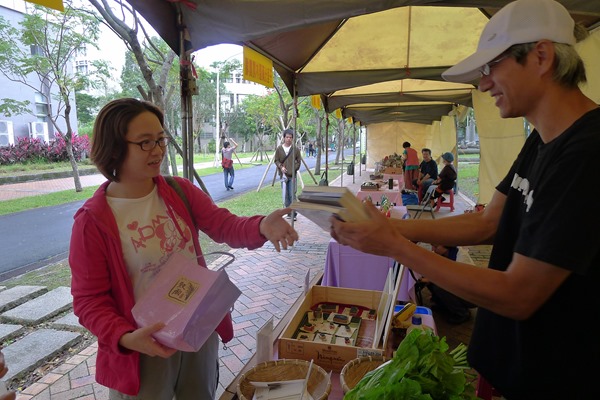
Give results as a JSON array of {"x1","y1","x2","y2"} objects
[
  {"x1": 243, "y1": 46, "x2": 273, "y2": 88},
  {"x1": 335, "y1": 109, "x2": 342, "y2": 119},
  {"x1": 25, "y1": 0, "x2": 64, "y2": 11},
  {"x1": 311, "y1": 95, "x2": 321, "y2": 109}
]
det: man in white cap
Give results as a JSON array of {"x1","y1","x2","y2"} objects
[{"x1": 330, "y1": 0, "x2": 600, "y2": 398}]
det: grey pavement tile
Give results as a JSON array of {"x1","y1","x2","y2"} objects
[
  {"x1": 0, "y1": 323, "x2": 24, "y2": 342},
  {"x1": 51, "y1": 312, "x2": 85, "y2": 332},
  {"x1": 1, "y1": 286, "x2": 72, "y2": 325},
  {"x1": 0, "y1": 285, "x2": 47, "y2": 313},
  {"x1": 3, "y1": 329, "x2": 82, "y2": 381}
]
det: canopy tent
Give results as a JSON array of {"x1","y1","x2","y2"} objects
[
  {"x1": 125, "y1": 0, "x2": 600, "y2": 203},
  {"x1": 126, "y1": 1, "x2": 600, "y2": 89}
]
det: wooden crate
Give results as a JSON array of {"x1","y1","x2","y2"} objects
[
  {"x1": 278, "y1": 286, "x2": 391, "y2": 372},
  {"x1": 360, "y1": 183, "x2": 380, "y2": 191}
]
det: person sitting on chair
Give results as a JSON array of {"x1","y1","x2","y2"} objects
[
  {"x1": 430, "y1": 152, "x2": 456, "y2": 207},
  {"x1": 413, "y1": 148, "x2": 438, "y2": 196}
]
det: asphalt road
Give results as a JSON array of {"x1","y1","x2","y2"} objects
[{"x1": 0, "y1": 150, "x2": 358, "y2": 279}]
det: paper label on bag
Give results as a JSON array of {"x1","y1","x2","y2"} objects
[{"x1": 167, "y1": 277, "x2": 200, "y2": 305}]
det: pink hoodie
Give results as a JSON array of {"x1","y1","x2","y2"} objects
[{"x1": 69, "y1": 176, "x2": 266, "y2": 395}]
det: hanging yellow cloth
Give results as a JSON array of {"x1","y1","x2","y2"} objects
[{"x1": 25, "y1": 0, "x2": 64, "y2": 12}]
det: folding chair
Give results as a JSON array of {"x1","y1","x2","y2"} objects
[{"x1": 406, "y1": 184, "x2": 437, "y2": 219}]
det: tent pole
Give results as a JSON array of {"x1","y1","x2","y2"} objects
[
  {"x1": 178, "y1": 11, "x2": 190, "y2": 180},
  {"x1": 352, "y1": 121, "x2": 356, "y2": 184}
]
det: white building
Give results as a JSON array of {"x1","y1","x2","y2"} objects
[{"x1": 0, "y1": 2, "x2": 75, "y2": 146}]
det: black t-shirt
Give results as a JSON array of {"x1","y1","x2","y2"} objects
[
  {"x1": 469, "y1": 108, "x2": 600, "y2": 399},
  {"x1": 438, "y1": 164, "x2": 456, "y2": 191},
  {"x1": 419, "y1": 159, "x2": 438, "y2": 180}
]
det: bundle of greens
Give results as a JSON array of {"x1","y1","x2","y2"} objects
[{"x1": 344, "y1": 330, "x2": 479, "y2": 399}]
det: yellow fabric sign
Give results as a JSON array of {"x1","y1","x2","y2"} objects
[
  {"x1": 334, "y1": 109, "x2": 342, "y2": 119},
  {"x1": 311, "y1": 95, "x2": 321, "y2": 109},
  {"x1": 25, "y1": 0, "x2": 64, "y2": 12},
  {"x1": 243, "y1": 46, "x2": 273, "y2": 88}
]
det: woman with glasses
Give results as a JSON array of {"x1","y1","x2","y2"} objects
[{"x1": 68, "y1": 98, "x2": 299, "y2": 399}]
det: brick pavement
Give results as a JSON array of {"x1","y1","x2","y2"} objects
[{"x1": 3, "y1": 167, "x2": 491, "y2": 399}]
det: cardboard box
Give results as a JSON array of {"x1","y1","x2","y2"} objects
[
  {"x1": 278, "y1": 285, "x2": 395, "y2": 372},
  {"x1": 383, "y1": 167, "x2": 403, "y2": 174}
]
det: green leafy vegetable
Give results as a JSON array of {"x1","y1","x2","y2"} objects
[{"x1": 344, "y1": 330, "x2": 480, "y2": 400}]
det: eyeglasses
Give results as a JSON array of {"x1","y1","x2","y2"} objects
[
  {"x1": 479, "y1": 54, "x2": 510, "y2": 76},
  {"x1": 127, "y1": 137, "x2": 170, "y2": 151}
]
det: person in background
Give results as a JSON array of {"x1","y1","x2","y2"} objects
[
  {"x1": 413, "y1": 148, "x2": 438, "y2": 196},
  {"x1": 330, "y1": 0, "x2": 600, "y2": 397},
  {"x1": 308, "y1": 141, "x2": 315, "y2": 157},
  {"x1": 430, "y1": 151, "x2": 457, "y2": 206},
  {"x1": 0, "y1": 350, "x2": 15, "y2": 400},
  {"x1": 274, "y1": 128, "x2": 302, "y2": 220},
  {"x1": 69, "y1": 98, "x2": 299, "y2": 400},
  {"x1": 401, "y1": 141, "x2": 419, "y2": 190},
  {"x1": 221, "y1": 138, "x2": 238, "y2": 191}
]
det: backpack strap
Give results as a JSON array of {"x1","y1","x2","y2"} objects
[
  {"x1": 165, "y1": 176, "x2": 197, "y2": 230},
  {"x1": 164, "y1": 176, "x2": 235, "y2": 345}
]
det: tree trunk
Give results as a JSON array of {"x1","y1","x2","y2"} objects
[{"x1": 64, "y1": 139, "x2": 82, "y2": 192}]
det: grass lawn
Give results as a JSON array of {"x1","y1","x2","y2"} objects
[{"x1": 456, "y1": 161, "x2": 479, "y2": 204}]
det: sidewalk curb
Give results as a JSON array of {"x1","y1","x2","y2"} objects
[{"x1": 0, "y1": 167, "x2": 99, "y2": 185}]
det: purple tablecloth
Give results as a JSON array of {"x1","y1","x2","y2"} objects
[{"x1": 322, "y1": 239, "x2": 417, "y2": 302}]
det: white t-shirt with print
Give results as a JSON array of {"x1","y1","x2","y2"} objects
[{"x1": 107, "y1": 185, "x2": 196, "y2": 301}]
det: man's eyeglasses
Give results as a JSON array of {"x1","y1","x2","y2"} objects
[
  {"x1": 479, "y1": 54, "x2": 510, "y2": 76},
  {"x1": 127, "y1": 137, "x2": 170, "y2": 151}
]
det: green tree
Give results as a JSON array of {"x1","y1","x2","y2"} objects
[
  {"x1": 88, "y1": 0, "x2": 178, "y2": 175},
  {"x1": 119, "y1": 51, "x2": 146, "y2": 99},
  {"x1": 75, "y1": 92, "x2": 97, "y2": 125},
  {"x1": 0, "y1": 0, "x2": 109, "y2": 191}
]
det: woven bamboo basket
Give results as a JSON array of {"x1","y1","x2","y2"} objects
[
  {"x1": 339, "y1": 355, "x2": 389, "y2": 394},
  {"x1": 237, "y1": 359, "x2": 331, "y2": 400}
]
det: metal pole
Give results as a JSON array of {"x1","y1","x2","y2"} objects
[{"x1": 214, "y1": 68, "x2": 220, "y2": 167}]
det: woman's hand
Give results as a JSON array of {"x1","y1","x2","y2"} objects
[
  {"x1": 118, "y1": 322, "x2": 177, "y2": 358},
  {"x1": 260, "y1": 208, "x2": 300, "y2": 251}
]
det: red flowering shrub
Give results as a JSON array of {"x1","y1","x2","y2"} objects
[
  {"x1": 0, "y1": 133, "x2": 90, "y2": 165},
  {"x1": 46, "y1": 133, "x2": 90, "y2": 162}
]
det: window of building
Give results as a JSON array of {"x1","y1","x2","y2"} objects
[
  {"x1": 76, "y1": 60, "x2": 88, "y2": 75},
  {"x1": 34, "y1": 92, "x2": 49, "y2": 118},
  {"x1": 75, "y1": 45, "x2": 87, "y2": 57},
  {"x1": 30, "y1": 44, "x2": 43, "y2": 56}
]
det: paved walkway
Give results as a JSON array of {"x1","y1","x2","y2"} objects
[{"x1": 2, "y1": 165, "x2": 485, "y2": 400}]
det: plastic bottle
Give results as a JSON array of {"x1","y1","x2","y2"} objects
[{"x1": 406, "y1": 315, "x2": 426, "y2": 335}]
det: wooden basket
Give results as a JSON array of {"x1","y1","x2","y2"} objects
[
  {"x1": 339, "y1": 355, "x2": 389, "y2": 393},
  {"x1": 237, "y1": 359, "x2": 332, "y2": 400}
]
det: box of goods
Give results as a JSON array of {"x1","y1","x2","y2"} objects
[
  {"x1": 383, "y1": 167, "x2": 403, "y2": 174},
  {"x1": 278, "y1": 286, "x2": 392, "y2": 372},
  {"x1": 360, "y1": 182, "x2": 380, "y2": 191}
]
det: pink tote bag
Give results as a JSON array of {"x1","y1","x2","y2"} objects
[{"x1": 132, "y1": 251, "x2": 241, "y2": 352}]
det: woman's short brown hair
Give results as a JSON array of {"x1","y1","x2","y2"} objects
[{"x1": 91, "y1": 98, "x2": 164, "y2": 182}]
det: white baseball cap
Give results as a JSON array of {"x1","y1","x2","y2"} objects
[{"x1": 442, "y1": 0, "x2": 576, "y2": 83}]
